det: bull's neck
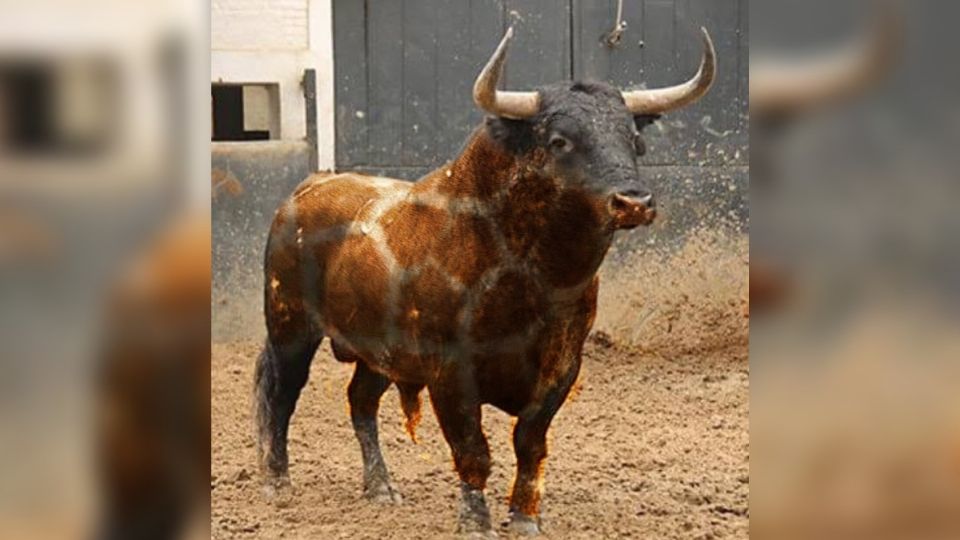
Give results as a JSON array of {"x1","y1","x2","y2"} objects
[{"x1": 417, "y1": 128, "x2": 614, "y2": 292}]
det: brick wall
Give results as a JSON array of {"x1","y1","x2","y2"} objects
[{"x1": 212, "y1": 0, "x2": 309, "y2": 51}]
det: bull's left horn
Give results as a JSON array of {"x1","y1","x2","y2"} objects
[
  {"x1": 622, "y1": 27, "x2": 716, "y2": 114},
  {"x1": 473, "y1": 27, "x2": 540, "y2": 119}
]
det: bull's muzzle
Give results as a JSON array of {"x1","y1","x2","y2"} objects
[{"x1": 610, "y1": 191, "x2": 657, "y2": 229}]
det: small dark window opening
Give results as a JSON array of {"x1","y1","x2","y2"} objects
[
  {"x1": 0, "y1": 60, "x2": 116, "y2": 156},
  {"x1": 211, "y1": 83, "x2": 279, "y2": 141},
  {"x1": 2, "y1": 65, "x2": 54, "y2": 152}
]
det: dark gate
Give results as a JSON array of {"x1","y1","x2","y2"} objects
[{"x1": 333, "y1": 0, "x2": 747, "y2": 178}]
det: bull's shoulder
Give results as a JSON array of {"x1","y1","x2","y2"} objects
[{"x1": 284, "y1": 173, "x2": 408, "y2": 232}]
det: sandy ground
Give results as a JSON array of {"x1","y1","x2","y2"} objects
[{"x1": 211, "y1": 334, "x2": 748, "y2": 539}]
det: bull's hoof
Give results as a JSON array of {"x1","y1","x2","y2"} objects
[
  {"x1": 458, "y1": 483, "x2": 494, "y2": 536},
  {"x1": 456, "y1": 530, "x2": 499, "y2": 539},
  {"x1": 457, "y1": 515, "x2": 497, "y2": 538},
  {"x1": 364, "y1": 482, "x2": 403, "y2": 505},
  {"x1": 457, "y1": 513, "x2": 496, "y2": 538},
  {"x1": 503, "y1": 512, "x2": 541, "y2": 536},
  {"x1": 262, "y1": 475, "x2": 294, "y2": 508}
]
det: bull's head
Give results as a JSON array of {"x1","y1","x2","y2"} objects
[{"x1": 473, "y1": 27, "x2": 716, "y2": 230}]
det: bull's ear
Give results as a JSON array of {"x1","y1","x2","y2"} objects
[
  {"x1": 633, "y1": 114, "x2": 661, "y2": 132},
  {"x1": 485, "y1": 115, "x2": 534, "y2": 155}
]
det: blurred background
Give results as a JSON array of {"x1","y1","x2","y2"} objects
[
  {"x1": 0, "y1": 0, "x2": 209, "y2": 538},
  {"x1": 750, "y1": 0, "x2": 960, "y2": 538}
]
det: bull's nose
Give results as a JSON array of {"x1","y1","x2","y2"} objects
[
  {"x1": 610, "y1": 190, "x2": 657, "y2": 229},
  {"x1": 617, "y1": 189, "x2": 655, "y2": 208}
]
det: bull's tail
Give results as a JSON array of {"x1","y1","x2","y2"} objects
[{"x1": 253, "y1": 340, "x2": 278, "y2": 468}]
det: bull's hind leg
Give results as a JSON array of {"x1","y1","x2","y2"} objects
[
  {"x1": 257, "y1": 210, "x2": 324, "y2": 498},
  {"x1": 254, "y1": 335, "x2": 320, "y2": 497},
  {"x1": 343, "y1": 357, "x2": 402, "y2": 504}
]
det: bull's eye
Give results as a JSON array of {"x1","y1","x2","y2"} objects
[
  {"x1": 633, "y1": 133, "x2": 647, "y2": 156},
  {"x1": 548, "y1": 134, "x2": 571, "y2": 153}
]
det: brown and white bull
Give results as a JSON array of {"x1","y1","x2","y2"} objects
[{"x1": 255, "y1": 27, "x2": 715, "y2": 536}]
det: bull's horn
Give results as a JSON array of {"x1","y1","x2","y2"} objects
[
  {"x1": 749, "y1": 4, "x2": 898, "y2": 114},
  {"x1": 473, "y1": 27, "x2": 540, "y2": 119},
  {"x1": 622, "y1": 27, "x2": 716, "y2": 114}
]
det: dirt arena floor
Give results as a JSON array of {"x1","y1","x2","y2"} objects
[{"x1": 211, "y1": 232, "x2": 749, "y2": 539}]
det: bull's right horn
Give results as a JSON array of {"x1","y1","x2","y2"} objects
[{"x1": 473, "y1": 27, "x2": 540, "y2": 119}]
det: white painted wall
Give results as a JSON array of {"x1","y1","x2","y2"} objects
[
  {"x1": 212, "y1": 0, "x2": 309, "y2": 51},
  {"x1": 310, "y1": 0, "x2": 336, "y2": 172},
  {"x1": 210, "y1": 0, "x2": 335, "y2": 171}
]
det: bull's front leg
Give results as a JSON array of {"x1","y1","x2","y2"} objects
[
  {"x1": 506, "y1": 369, "x2": 579, "y2": 535},
  {"x1": 428, "y1": 367, "x2": 495, "y2": 537},
  {"x1": 505, "y1": 414, "x2": 551, "y2": 535}
]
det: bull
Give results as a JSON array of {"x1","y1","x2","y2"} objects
[{"x1": 255, "y1": 27, "x2": 715, "y2": 536}]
